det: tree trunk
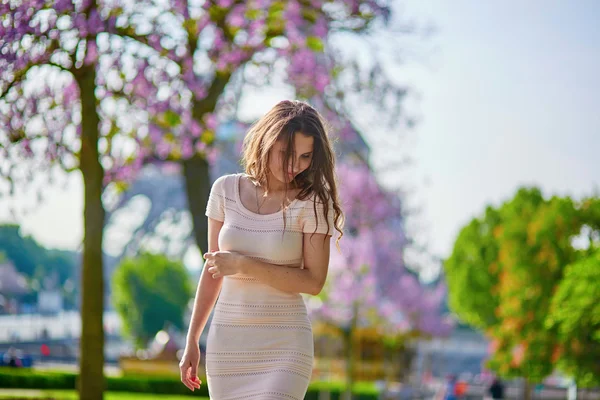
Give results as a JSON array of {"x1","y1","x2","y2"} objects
[
  {"x1": 77, "y1": 63, "x2": 106, "y2": 400},
  {"x1": 182, "y1": 155, "x2": 211, "y2": 253},
  {"x1": 523, "y1": 380, "x2": 533, "y2": 400},
  {"x1": 184, "y1": 72, "x2": 231, "y2": 253}
]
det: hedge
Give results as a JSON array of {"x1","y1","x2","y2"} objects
[{"x1": 0, "y1": 369, "x2": 378, "y2": 400}]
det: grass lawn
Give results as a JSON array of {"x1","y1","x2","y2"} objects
[{"x1": 0, "y1": 389, "x2": 209, "y2": 400}]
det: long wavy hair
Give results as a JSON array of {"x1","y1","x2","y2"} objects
[{"x1": 241, "y1": 100, "x2": 344, "y2": 247}]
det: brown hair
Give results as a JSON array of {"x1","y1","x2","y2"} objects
[{"x1": 241, "y1": 100, "x2": 344, "y2": 247}]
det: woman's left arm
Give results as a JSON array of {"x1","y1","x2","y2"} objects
[{"x1": 204, "y1": 232, "x2": 331, "y2": 295}]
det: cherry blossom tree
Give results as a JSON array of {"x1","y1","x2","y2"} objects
[
  {"x1": 1, "y1": 2, "x2": 120, "y2": 398},
  {"x1": 94, "y1": 0, "x2": 417, "y2": 267},
  {"x1": 307, "y1": 163, "x2": 452, "y2": 391},
  {"x1": 101, "y1": 0, "x2": 411, "y2": 254}
]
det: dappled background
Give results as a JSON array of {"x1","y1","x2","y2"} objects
[{"x1": 1, "y1": 1, "x2": 599, "y2": 400}]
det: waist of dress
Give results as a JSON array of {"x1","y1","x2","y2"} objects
[
  {"x1": 219, "y1": 274, "x2": 306, "y2": 305},
  {"x1": 213, "y1": 298, "x2": 311, "y2": 329}
]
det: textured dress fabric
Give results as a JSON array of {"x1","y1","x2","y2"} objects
[{"x1": 204, "y1": 173, "x2": 333, "y2": 400}]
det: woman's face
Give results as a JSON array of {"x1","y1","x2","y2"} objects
[{"x1": 269, "y1": 132, "x2": 314, "y2": 184}]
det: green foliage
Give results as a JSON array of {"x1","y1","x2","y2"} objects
[
  {"x1": 546, "y1": 250, "x2": 600, "y2": 387},
  {"x1": 444, "y1": 187, "x2": 600, "y2": 383},
  {"x1": 306, "y1": 36, "x2": 325, "y2": 52},
  {"x1": 0, "y1": 224, "x2": 76, "y2": 294},
  {"x1": 0, "y1": 368, "x2": 379, "y2": 399},
  {"x1": 0, "y1": 390, "x2": 209, "y2": 400},
  {"x1": 0, "y1": 224, "x2": 46, "y2": 277},
  {"x1": 161, "y1": 110, "x2": 182, "y2": 128},
  {"x1": 490, "y1": 190, "x2": 582, "y2": 381},
  {"x1": 0, "y1": 368, "x2": 209, "y2": 397},
  {"x1": 112, "y1": 253, "x2": 193, "y2": 348},
  {"x1": 0, "y1": 367, "x2": 77, "y2": 389},
  {"x1": 444, "y1": 206, "x2": 502, "y2": 330}
]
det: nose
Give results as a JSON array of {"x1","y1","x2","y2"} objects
[{"x1": 289, "y1": 158, "x2": 301, "y2": 174}]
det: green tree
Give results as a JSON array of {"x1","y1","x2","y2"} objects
[
  {"x1": 444, "y1": 187, "x2": 600, "y2": 396},
  {"x1": 112, "y1": 253, "x2": 192, "y2": 348},
  {"x1": 39, "y1": 249, "x2": 77, "y2": 288},
  {"x1": 444, "y1": 206, "x2": 502, "y2": 330},
  {"x1": 0, "y1": 224, "x2": 45, "y2": 277},
  {"x1": 546, "y1": 249, "x2": 600, "y2": 388},
  {"x1": 0, "y1": 224, "x2": 77, "y2": 288}
]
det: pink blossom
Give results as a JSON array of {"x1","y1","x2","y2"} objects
[
  {"x1": 181, "y1": 137, "x2": 194, "y2": 159},
  {"x1": 203, "y1": 113, "x2": 218, "y2": 130},
  {"x1": 216, "y1": 0, "x2": 233, "y2": 7},
  {"x1": 84, "y1": 40, "x2": 98, "y2": 65},
  {"x1": 226, "y1": 5, "x2": 246, "y2": 28}
]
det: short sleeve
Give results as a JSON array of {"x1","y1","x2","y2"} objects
[
  {"x1": 302, "y1": 196, "x2": 335, "y2": 236},
  {"x1": 205, "y1": 175, "x2": 227, "y2": 222}
]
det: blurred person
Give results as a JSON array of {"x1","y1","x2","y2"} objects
[
  {"x1": 455, "y1": 378, "x2": 468, "y2": 398},
  {"x1": 179, "y1": 100, "x2": 343, "y2": 398},
  {"x1": 3, "y1": 347, "x2": 21, "y2": 368},
  {"x1": 440, "y1": 375, "x2": 458, "y2": 400},
  {"x1": 488, "y1": 378, "x2": 505, "y2": 399},
  {"x1": 40, "y1": 343, "x2": 50, "y2": 357}
]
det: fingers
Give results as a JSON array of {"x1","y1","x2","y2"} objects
[
  {"x1": 180, "y1": 359, "x2": 202, "y2": 391},
  {"x1": 205, "y1": 259, "x2": 218, "y2": 278},
  {"x1": 207, "y1": 266, "x2": 221, "y2": 279},
  {"x1": 191, "y1": 365, "x2": 202, "y2": 388},
  {"x1": 204, "y1": 251, "x2": 229, "y2": 260},
  {"x1": 186, "y1": 367, "x2": 202, "y2": 390},
  {"x1": 179, "y1": 363, "x2": 195, "y2": 391},
  {"x1": 191, "y1": 376, "x2": 202, "y2": 388}
]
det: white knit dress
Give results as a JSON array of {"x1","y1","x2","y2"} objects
[{"x1": 204, "y1": 173, "x2": 333, "y2": 400}]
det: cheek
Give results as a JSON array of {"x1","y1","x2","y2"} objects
[
  {"x1": 299, "y1": 158, "x2": 312, "y2": 171},
  {"x1": 268, "y1": 152, "x2": 282, "y2": 171}
]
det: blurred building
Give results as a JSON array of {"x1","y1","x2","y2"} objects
[
  {"x1": 35, "y1": 271, "x2": 63, "y2": 314},
  {"x1": 412, "y1": 272, "x2": 489, "y2": 380},
  {"x1": 37, "y1": 290, "x2": 63, "y2": 315}
]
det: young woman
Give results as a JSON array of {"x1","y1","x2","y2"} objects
[{"x1": 179, "y1": 100, "x2": 344, "y2": 399}]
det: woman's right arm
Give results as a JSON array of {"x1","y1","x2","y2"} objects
[
  {"x1": 180, "y1": 217, "x2": 223, "y2": 391},
  {"x1": 186, "y1": 217, "x2": 224, "y2": 345}
]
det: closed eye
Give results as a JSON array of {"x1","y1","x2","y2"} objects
[{"x1": 281, "y1": 150, "x2": 312, "y2": 159}]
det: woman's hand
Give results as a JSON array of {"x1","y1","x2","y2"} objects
[
  {"x1": 204, "y1": 251, "x2": 245, "y2": 279},
  {"x1": 179, "y1": 343, "x2": 202, "y2": 391}
]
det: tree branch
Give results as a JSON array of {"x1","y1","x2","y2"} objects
[
  {"x1": 47, "y1": 62, "x2": 72, "y2": 73},
  {"x1": 114, "y1": 26, "x2": 151, "y2": 48},
  {"x1": 0, "y1": 63, "x2": 35, "y2": 102},
  {"x1": 1, "y1": 38, "x2": 61, "y2": 101}
]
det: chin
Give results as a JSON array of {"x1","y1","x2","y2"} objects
[
  {"x1": 287, "y1": 173, "x2": 298, "y2": 183},
  {"x1": 278, "y1": 172, "x2": 294, "y2": 183},
  {"x1": 270, "y1": 170, "x2": 297, "y2": 185}
]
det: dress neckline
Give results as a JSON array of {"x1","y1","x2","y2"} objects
[{"x1": 235, "y1": 173, "x2": 300, "y2": 218}]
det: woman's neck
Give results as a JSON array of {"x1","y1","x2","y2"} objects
[{"x1": 265, "y1": 172, "x2": 288, "y2": 193}]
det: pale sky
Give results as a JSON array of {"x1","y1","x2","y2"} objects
[
  {"x1": 398, "y1": 0, "x2": 600, "y2": 264},
  {"x1": 1, "y1": 1, "x2": 598, "y2": 279}
]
